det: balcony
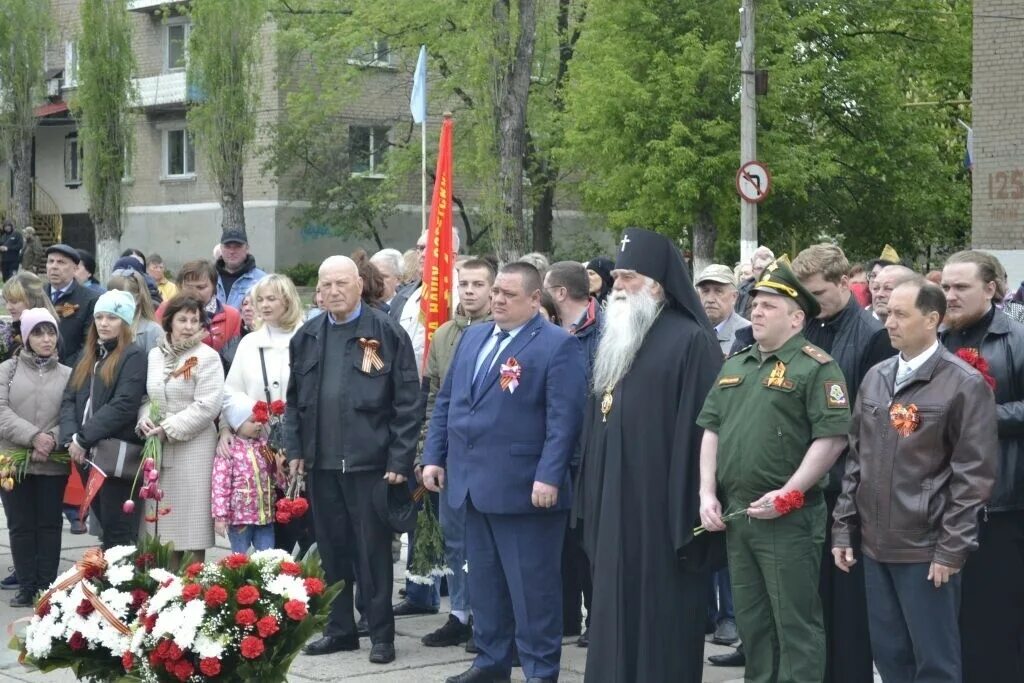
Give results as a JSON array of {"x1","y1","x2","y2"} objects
[
  {"x1": 134, "y1": 71, "x2": 187, "y2": 110},
  {"x1": 127, "y1": 0, "x2": 188, "y2": 12}
]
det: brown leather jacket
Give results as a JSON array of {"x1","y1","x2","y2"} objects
[{"x1": 832, "y1": 345, "x2": 998, "y2": 569}]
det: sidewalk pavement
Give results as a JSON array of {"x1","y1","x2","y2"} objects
[{"x1": 0, "y1": 508, "x2": 747, "y2": 682}]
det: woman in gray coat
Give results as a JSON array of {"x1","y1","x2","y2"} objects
[{"x1": 0, "y1": 309, "x2": 71, "y2": 607}]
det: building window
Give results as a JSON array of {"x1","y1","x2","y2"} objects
[
  {"x1": 350, "y1": 126, "x2": 389, "y2": 176},
  {"x1": 64, "y1": 133, "x2": 82, "y2": 186},
  {"x1": 64, "y1": 41, "x2": 78, "y2": 88},
  {"x1": 163, "y1": 128, "x2": 195, "y2": 177},
  {"x1": 348, "y1": 39, "x2": 391, "y2": 68},
  {"x1": 165, "y1": 21, "x2": 190, "y2": 72}
]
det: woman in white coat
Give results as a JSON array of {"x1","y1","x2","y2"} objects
[
  {"x1": 138, "y1": 295, "x2": 224, "y2": 565},
  {"x1": 217, "y1": 274, "x2": 305, "y2": 549}
]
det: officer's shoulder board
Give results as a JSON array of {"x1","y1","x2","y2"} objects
[
  {"x1": 727, "y1": 344, "x2": 753, "y2": 360},
  {"x1": 801, "y1": 344, "x2": 832, "y2": 365}
]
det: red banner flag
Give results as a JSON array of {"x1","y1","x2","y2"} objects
[
  {"x1": 420, "y1": 115, "x2": 454, "y2": 369},
  {"x1": 78, "y1": 463, "x2": 107, "y2": 523}
]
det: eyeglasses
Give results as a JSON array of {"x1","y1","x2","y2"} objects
[{"x1": 415, "y1": 245, "x2": 427, "y2": 252}]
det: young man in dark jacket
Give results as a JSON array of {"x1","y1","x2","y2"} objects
[
  {"x1": 939, "y1": 250, "x2": 1024, "y2": 682},
  {"x1": 834, "y1": 277, "x2": 998, "y2": 683}
]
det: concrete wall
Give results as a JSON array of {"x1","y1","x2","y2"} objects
[{"x1": 972, "y1": 1, "x2": 1024, "y2": 284}]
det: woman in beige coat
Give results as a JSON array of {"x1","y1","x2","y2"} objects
[
  {"x1": 138, "y1": 295, "x2": 224, "y2": 565},
  {"x1": 0, "y1": 309, "x2": 71, "y2": 607}
]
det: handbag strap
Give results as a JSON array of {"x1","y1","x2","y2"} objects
[{"x1": 258, "y1": 348, "x2": 273, "y2": 406}]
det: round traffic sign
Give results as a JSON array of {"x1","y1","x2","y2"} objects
[{"x1": 736, "y1": 161, "x2": 772, "y2": 204}]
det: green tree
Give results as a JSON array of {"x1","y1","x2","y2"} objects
[
  {"x1": 187, "y1": 0, "x2": 269, "y2": 234},
  {"x1": 0, "y1": 0, "x2": 51, "y2": 229},
  {"x1": 76, "y1": 0, "x2": 135, "y2": 276},
  {"x1": 560, "y1": 0, "x2": 972, "y2": 266}
]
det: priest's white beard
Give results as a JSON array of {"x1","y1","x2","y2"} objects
[{"x1": 591, "y1": 283, "x2": 663, "y2": 395}]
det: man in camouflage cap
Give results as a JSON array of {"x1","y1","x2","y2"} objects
[{"x1": 696, "y1": 257, "x2": 851, "y2": 683}]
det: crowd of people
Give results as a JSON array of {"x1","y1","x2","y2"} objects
[{"x1": 0, "y1": 220, "x2": 1020, "y2": 683}]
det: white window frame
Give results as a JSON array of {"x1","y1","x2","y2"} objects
[
  {"x1": 64, "y1": 40, "x2": 78, "y2": 89},
  {"x1": 347, "y1": 39, "x2": 393, "y2": 69},
  {"x1": 162, "y1": 127, "x2": 196, "y2": 179},
  {"x1": 349, "y1": 125, "x2": 389, "y2": 178},
  {"x1": 164, "y1": 19, "x2": 190, "y2": 73},
  {"x1": 64, "y1": 132, "x2": 82, "y2": 187}
]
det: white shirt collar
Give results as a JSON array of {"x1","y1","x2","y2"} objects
[{"x1": 899, "y1": 340, "x2": 940, "y2": 375}]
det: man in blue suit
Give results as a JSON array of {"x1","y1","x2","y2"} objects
[{"x1": 423, "y1": 262, "x2": 587, "y2": 683}]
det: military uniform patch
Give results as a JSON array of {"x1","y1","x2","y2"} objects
[
  {"x1": 719, "y1": 376, "x2": 743, "y2": 387},
  {"x1": 825, "y1": 381, "x2": 848, "y2": 408}
]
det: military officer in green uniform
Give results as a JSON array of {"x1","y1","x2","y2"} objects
[{"x1": 696, "y1": 257, "x2": 851, "y2": 683}]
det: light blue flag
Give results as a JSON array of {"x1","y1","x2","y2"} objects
[{"x1": 410, "y1": 45, "x2": 427, "y2": 124}]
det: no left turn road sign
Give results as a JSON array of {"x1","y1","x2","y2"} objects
[{"x1": 736, "y1": 161, "x2": 772, "y2": 204}]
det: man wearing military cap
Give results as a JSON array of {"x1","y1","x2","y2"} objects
[{"x1": 697, "y1": 257, "x2": 851, "y2": 683}]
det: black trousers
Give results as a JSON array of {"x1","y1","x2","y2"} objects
[
  {"x1": 2, "y1": 260, "x2": 19, "y2": 281},
  {"x1": 960, "y1": 510, "x2": 1024, "y2": 683},
  {"x1": 561, "y1": 517, "x2": 592, "y2": 633},
  {"x1": 309, "y1": 469, "x2": 394, "y2": 644},
  {"x1": 0, "y1": 474, "x2": 65, "y2": 594},
  {"x1": 820, "y1": 492, "x2": 874, "y2": 683},
  {"x1": 83, "y1": 468, "x2": 140, "y2": 550}
]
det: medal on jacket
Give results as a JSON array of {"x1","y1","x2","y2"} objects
[
  {"x1": 358, "y1": 338, "x2": 384, "y2": 373},
  {"x1": 766, "y1": 361, "x2": 787, "y2": 387},
  {"x1": 601, "y1": 387, "x2": 614, "y2": 423}
]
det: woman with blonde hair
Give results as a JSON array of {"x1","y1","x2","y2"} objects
[
  {"x1": 0, "y1": 272, "x2": 58, "y2": 364},
  {"x1": 215, "y1": 274, "x2": 303, "y2": 552},
  {"x1": 107, "y1": 268, "x2": 163, "y2": 353}
]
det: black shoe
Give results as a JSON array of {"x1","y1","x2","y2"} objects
[
  {"x1": 392, "y1": 599, "x2": 438, "y2": 616},
  {"x1": 422, "y1": 614, "x2": 472, "y2": 647},
  {"x1": 1, "y1": 569, "x2": 18, "y2": 590},
  {"x1": 445, "y1": 667, "x2": 512, "y2": 683},
  {"x1": 576, "y1": 627, "x2": 589, "y2": 648},
  {"x1": 465, "y1": 634, "x2": 479, "y2": 653},
  {"x1": 9, "y1": 589, "x2": 33, "y2": 608},
  {"x1": 356, "y1": 616, "x2": 369, "y2": 637},
  {"x1": 303, "y1": 635, "x2": 360, "y2": 656},
  {"x1": 708, "y1": 646, "x2": 745, "y2": 667},
  {"x1": 369, "y1": 641, "x2": 395, "y2": 664}
]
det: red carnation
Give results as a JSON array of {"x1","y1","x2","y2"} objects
[
  {"x1": 172, "y1": 659, "x2": 194, "y2": 682},
  {"x1": 76, "y1": 598, "x2": 95, "y2": 616},
  {"x1": 149, "y1": 651, "x2": 162, "y2": 667},
  {"x1": 279, "y1": 561, "x2": 301, "y2": 577},
  {"x1": 773, "y1": 490, "x2": 806, "y2": 515},
  {"x1": 130, "y1": 588, "x2": 149, "y2": 612},
  {"x1": 240, "y1": 635, "x2": 265, "y2": 659},
  {"x1": 184, "y1": 562, "x2": 204, "y2": 579},
  {"x1": 182, "y1": 583, "x2": 202, "y2": 603},
  {"x1": 156, "y1": 639, "x2": 172, "y2": 659},
  {"x1": 956, "y1": 347, "x2": 997, "y2": 390},
  {"x1": 303, "y1": 577, "x2": 325, "y2": 596},
  {"x1": 235, "y1": 608, "x2": 258, "y2": 627},
  {"x1": 143, "y1": 613, "x2": 157, "y2": 632},
  {"x1": 204, "y1": 585, "x2": 228, "y2": 608},
  {"x1": 223, "y1": 553, "x2": 249, "y2": 570},
  {"x1": 166, "y1": 642, "x2": 183, "y2": 661},
  {"x1": 256, "y1": 615, "x2": 280, "y2": 638},
  {"x1": 135, "y1": 553, "x2": 155, "y2": 569},
  {"x1": 270, "y1": 399, "x2": 286, "y2": 416},
  {"x1": 284, "y1": 599, "x2": 308, "y2": 621},
  {"x1": 122, "y1": 652, "x2": 134, "y2": 671},
  {"x1": 68, "y1": 631, "x2": 86, "y2": 651},
  {"x1": 290, "y1": 497, "x2": 309, "y2": 517},
  {"x1": 200, "y1": 657, "x2": 222, "y2": 676},
  {"x1": 252, "y1": 401, "x2": 270, "y2": 424},
  {"x1": 236, "y1": 585, "x2": 260, "y2": 605},
  {"x1": 275, "y1": 510, "x2": 293, "y2": 525}
]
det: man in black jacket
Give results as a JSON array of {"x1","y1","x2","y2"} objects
[
  {"x1": 284, "y1": 255, "x2": 421, "y2": 666},
  {"x1": 43, "y1": 244, "x2": 99, "y2": 367},
  {"x1": 940, "y1": 250, "x2": 1024, "y2": 683},
  {"x1": 791, "y1": 244, "x2": 896, "y2": 683}
]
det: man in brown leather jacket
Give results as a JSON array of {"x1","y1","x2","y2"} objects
[{"x1": 833, "y1": 277, "x2": 998, "y2": 683}]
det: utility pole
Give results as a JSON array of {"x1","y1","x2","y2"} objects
[{"x1": 739, "y1": 0, "x2": 757, "y2": 264}]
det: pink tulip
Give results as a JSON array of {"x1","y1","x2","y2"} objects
[
  {"x1": 143, "y1": 458, "x2": 156, "y2": 471},
  {"x1": 122, "y1": 500, "x2": 135, "y2": 514},
  {"x1": 139, "y1": 487, "x2": 151, "y2": 500},
  {"x1": 146, "y1": 470, "x2": 159, "y2": 483},
  {"x1": 153, "y1": 489, "x2": 164, "y2": 501}
]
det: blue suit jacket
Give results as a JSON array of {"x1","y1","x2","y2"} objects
[{"x1": 423, "y1": 314, "x2": 586, "y2": 515}]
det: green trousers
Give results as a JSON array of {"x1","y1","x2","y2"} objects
[{"x1": 726, "y1": 500, "x2": 826, "y2": 683}]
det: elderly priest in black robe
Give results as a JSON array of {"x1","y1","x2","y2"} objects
[{"x1": 575, "y1": 227, "x2": 724, "y2": 682}]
